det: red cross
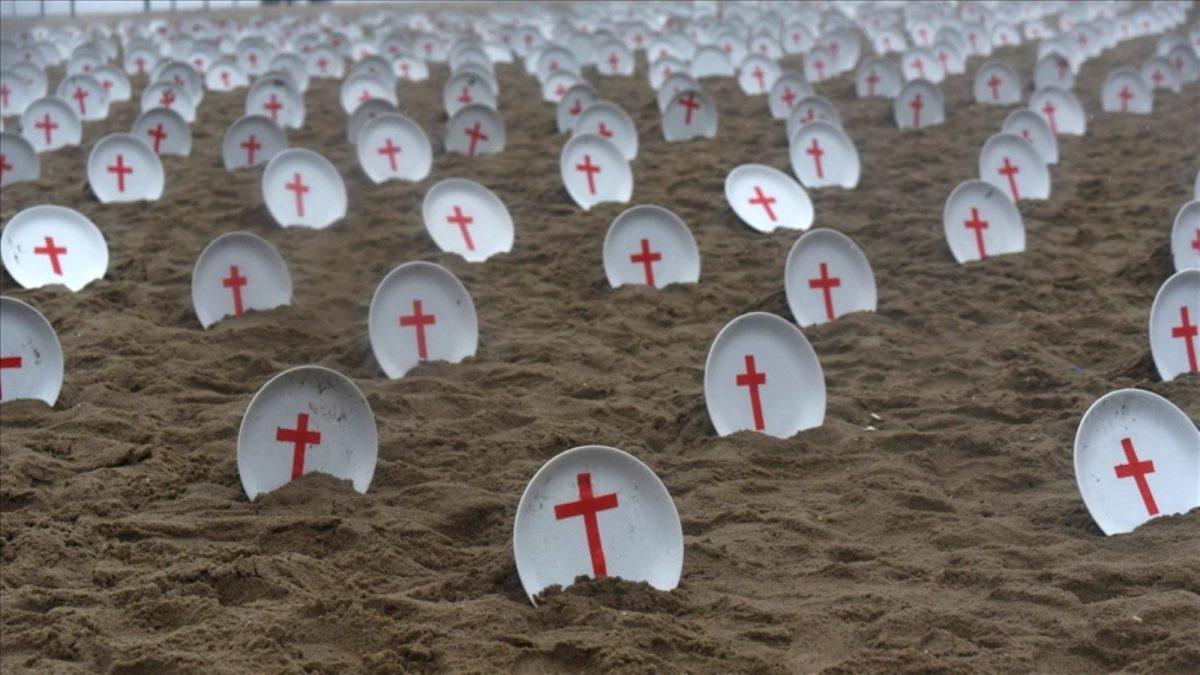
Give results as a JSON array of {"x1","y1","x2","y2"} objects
[
  {"x1": 917, "y1": 27, "x2": 928, "y2": 45},
  {"x1": 72, "y1": 86, "x2": 88, "y2": 115},
  {"x1": 0, "y1": 153, "x2": 10, "y2": 179},
  {"x1": 101, "y1": 79, "x2": 113, "y2": 92},
  {"x1": 377, "y1": 137, "x2": 401, "y2": 171},
  {"x1": 751, "y1": 66, "x2": 766, "y2": 92},
  {"x1": 172, "y1": 74, "x2": 184, "y2": 87},
  {"x1": 1192, "y1": 228, "x2": 1200, "y2": 255},
  {"x1": 910, "y1": 57, "x2": 924, "y2": 79},
  {"x1": 276, "y1": 412, "x2": 321, "y2": 482},
  {"x1": 630, "y1": 238, "x2": 662, "y2": 287},
  {"x1": 1171, "y1": 306, "x2": 1198, "y2": 372},
  {"x1": 800, "y1": 106, "x2": 816, "y2": 123},
  {"x1": 909, "y1": 93, "x2": 923, "y2": 128},
  {"x1": 0, "y1": 84, "x2": 8, "y2": 109},
  {"x1": 1151, "y1": 70, "x2": 1164, "y2": 87},
  {"x1": 607, "y1": 52, "x2": 619, "y2": 73},
  {"x1": 806, "y1": 138, "x2": 825, "y2": 178},
  {"x1": 1117, "y1": 86, "x2": 1134, "y2": 113},
  {"x1": 220, "y1": 70, "x2": 230, "y2": 88},
  {"x1": 1056, "y1": 57, "x2": 1069, "y2": 81},
  {"x1": 400, "y1": 62, "x2": 410, "y2": 78},
  {"x1": 285, "y1": 172, "x2": 309, "y2": 217},
  {"x1": 597, "y1": 122, "x2": 613, "y2": 138},
  {"x1": 464, "y1": 121, "x2": 488, "y2": 156},
  {"x1": 0, "y1": 355, "x2": 21, "y2": 399},
  {"x1": 865, "y1": 70, "x2": 879, "y2": 96},
  {"x1": 1021, "y1": 128, "x2": 1031, "y2": 141},
  {"x1": 146, "y1": 123, "x2": 167, "y2": 153},
  {"x1": 678, "y1": 92, "x2": 699, "y2": 124},
  {"x1": 240, "y1": 134, "x2": 261, "y2": 165},
  {"x1": 222, "y1": 264, "x2": 248, "y2": 316},
  {"x1": 967, "y1": 32, "x2": 977, "y2": 51},
  {"x1": 828, "y1": 40, "x2": 839, "y2": 56},
  {"x1": 736, "y1": 354, "x2": 767, "y2": 431},
  {"x1": 988, "y1": 74, "x2": 1002, "y2": 100},
  {"x1": 358, "y1": 89, "x2": 371, "y2": 103},
  {"x1": 782, "y1": 86, "x2": 797, "y2": 108},
  {"x1": 457, "y1": 86, "x2": 472, "y2": 104},
  {"x1": 813, "y1": 59, "x2": 825, "y2": 80},
  {"x1": 263, "y1": 93, "x2": 283, "y2": 121},
  {"x1": 399, "y1": 299, "x2": 437, "y2": 360},
  {"x1": 998, "y1": 157, "x2": 1020, "y2": 201},
  {"x1": 937, "y1": 51, "x2": 949, "y2": 71},
  {"x1": 963, "y1": 207, "x2": 989, "y2": 258},
  {"x1": 1114, "y1": 437, "x2": 1158, "y2": 516},
  {"x1": 554, "y1": 83, "x2": 566, "y2": 97},
  {"x1": 247, "y1": 52, "x2": 258, "y2": 68},
  {"x1": 159, "y1": 89, "x2": 175, "y2": 107},
  {"x1": 134, "y1": 56, "x2": 146, "y2": 72},
  {"x1": 193, "y1": 57, "x2": 203, "y2": 71},
  {"x1": 35, "y1": 113, "x2": 57, "y2": 145},
  {"x1": 1076, "y1": 32, "x2": 1087, "y2": 47},
  {"x1": 569, "y1": 97, "x2": 583, "y2": 115},
  {"x1": 317, "y1": 57, "x2": 328, "y2": 72},
  {"x1": 446, "y1": 205, "x2": 475, "y2": 251},
  {"x1": 575, "y1": 154, "x2": 601, "y2": 194},
  {"x1": 34, "y1": 235, "x2": 67, "y2": 275},
  {"x1": 1041, "y1": 101, "x2": 1058, "y2": 134},
  {"x1": 808, "y1": 262, "x2": 841, "y2": 321},
  {"x1": 554, "y1": 472, "x2": 619, "y2": 578},
  {"x1": 107, "y1": 154, "x2": 133, "y2": 192},
  {"x1": 748, "y1": 185, "x2": 777, "y2": 221}
]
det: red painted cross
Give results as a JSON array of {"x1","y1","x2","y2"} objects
[
  {"x1": 1057, "y1": 58, "x2": 1069, "y2": 81},
  {"x1": 1171, "y1": 306, "x2": 1198, "y2": 372},
  {"x1": 937, "y1": 51, "x2": 949, "y2": 71},
  {"x1": 988, "y1": 74, "x2": 1002, "y2": 100},
  {"x1": 554, "y1": 472, "x2": 619, "y2": 577},
  {"x1": 377, "y1": 137, "x2": 401, "y2": 171},
  {"x1": 575, "y1": 154, "x2": 601, "y2": 194},
  {"x1": 828, "y1": 40, "x2": 839, "y2": 56},
  {"x1": 220, "y1": 70, "x2": 230, "y2": 88},
  {"x1": 813, "y1": 59, "x2": 825, "y2": 80},
  {"x1": 630, "y1": 237, "x2": 662, "y2": 287},
  {"x1": 276, "y1": 412, "x2": 321, "y2": 482},
  {"x1": 107, "y1": 154, "x2": 133, "y2": 192},
  {"x1": 399, "y1": 299, "x2": 437, "y2": 360},
  {"x1": 1117, "y1": 86, "x2": 1134, "y2": 113},
  {"x1": 782, "y1": 86, "x2": 797, "y2": 108},
  {"x1": 1041, "y1": 101, "x2": 1058, "y2": 134},
  {"x1": 263, "y1": 93, "x2": 283, "y2": 121},
  {"x1": 865, "y1": 70, "x2": 879, "y2": 96},
  {"x1": 808, "y1": 262, "x2": 841, "y2": 321},
  {"x1": 317, "y1": 57, "x2": 328, "y2": 72},
  {"x1": 748, "y1": 185, "x2": 777, "y2": 221},
  {"x1": 457, "y1": 86, "x2": 472, "y2": 104},
  {"x1": 146, "y1": 123, "x2": 167, "y2": 153},
  {"x1": 909, "y1": 93, "x2": 923, "y2": 128},
  {"x1": 222, "y1": 264, "x2": 248, "y2": 316},
  {"x1": 0, "y1": 355, "x2": 21, "y2": 399},
  {"x1": 607, "y1": 52, "x2": 619, "y2": 73},
  {"x1": 358, "y1": 89, "x2": 372, "y2": 104},
  {"x1": 736, "y1": 354, "x2": 768, "y2": 431},
  {"x1": 285, "y1": 172, "x2": 309, "y2": 217},
  {"x1": 964, "y1": 207, "x2": 989, "y2": 258},
  {"x1": 399, "y1": 62, "x2": 410, "y2": 78},
  {"x1": 159, "y1": 89, "x2": 175, "y2": 107},
  {"x1": 72, "y1": 86, "x2": 88, "y2": 115},
  {"x1": 967, "y1": 33, "x2": 977, "y2": 51},
  {"x1": 193, "y1": 57, "x2": 203, "y2": 71},
  {"x1": 910, "y1": 57, "x2": 924, "y2": 79},
  {"x1": 1192, "y1": 228, "x2": 1200, "y2": 255},
  {"x1": 34, "y1": 235, "x2": 67, "y2": 275},
  {"x1": 172, "y1": 74, "x2": 184, "y2": 87},
  {"x1": 35, "y1": 114, "x2": 58, "y2": 145},
  {"x1": 1151, "y1": 70, "x2": 1164, "y2": 87},
  {"x1": 101, "y1": 79, "x2": 113, "y2": 92},
  {"x1": 446, "y1": 205, "x2": 476, "y2": 251},
  {"x1": 751, "y1": 66, "x2": 766, "y2": 92},
  {"x1": 240, "y1": 134, "x2": 261, "y2": 165},
  {"x1": 464, "y1": 121, "x2": 489, "y2": 156},
  {"x1": 672, "y1": 93, "x2": 700, "y2": 126},
  {"x1": 248, "y1": 52, "x2": 258, "y2": 67},
  {"x1": 1114, "y1": 437, "x2": 1158, "y2": 516},
  {"x1": 806, "y1": 138, "x2": 825, "y2": 178},
  {"x1": 569, "y1": 97, "x2": 583, "y2": 115},
  {"x1": 0, "y1": 153, "x2": 10, "y2": 179},
  {"x1": 597, "y1": 122, "x2": 613, "y2": 138},
  {"x1": 998, "y1": 157, "x2": 1020, "y2": 201},
  {"x1": 134, "y1": 56, "x2": 146, "y2": 72},
  {"x1": 0, "y1": 84, "x2": 8, "y2": 109},
  {"x1": 554, "y1": 83, "x2": 566, "y2": 97}
]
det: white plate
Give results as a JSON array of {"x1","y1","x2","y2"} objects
[
  {"x1": 0, "y1": 295, "x2": 63, "y2": 406},
  {"x1": 368, "y1": 261, "x2": 478, "y2": 378},
  {"x1": 421, "y1": 178, "x2": 513, "y2": 262},
  {"x1": 1, "y1": 204, "x2": 108, "y2": 291},
  {"x1": 87, "y1": 132, "x2": 164, "y2": 203},
  {"x1": 20, "y1": 97, "x2": 81, "y2": 152},
  {"x1": 357, "y1": 112, "x2": 432, "y2": 184},
  {"x1": 131, "y1": 107, "x2": 191, "y2": 157},
  {"x1": 0, "y1": 132, "x2": 39, "y2": 187},
  {"x1": 788, "y1": 121, "x2": 860, "y2": 189},
  {"x1": 560, "y1": 134, "x2": 632, "y2": 210},
  {"x1": 602, "y1": 205, "x2": 700, "y2": 289},
  {"x1": 191, "y1": 231, "x2": 292, "y2": 329},
  {"x1": 942, "y1": 180, "x2": 1025, "y2": 263},
  {"x1": 725, "y1": 163, "x2": 813, "y2": 233},
  {"x1": 1171, "y1": 201, "x2": 1200, "y2": 272},
  {"x1": 222, "y1": 114, "x2": 286, "y2": 170},
  {"x1": 1148, "y1": 269, "x2": 1200, "y2": 381},
  {"x1": 574, "y1": 101, "x2": 637, "y2": 161},
  {"x1": 785, "y1": 229, "x2": 877, "y2": 326},
  {"x1": 979, "y1": 132, "x2": 1050, "y2": 202},
  {"x1": 261, "y1": 148, "x2": 346, "y2": 229},
  {"x1": 444, "y1": 103, "x2": 505, "y2": 157},
  {"x1": 662, "y1": 89, "x2": 717, "y2": 142}
]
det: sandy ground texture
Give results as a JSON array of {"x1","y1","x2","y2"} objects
[{"x1": 2, "y1": 15, "x2": 1199, "y2": 675}]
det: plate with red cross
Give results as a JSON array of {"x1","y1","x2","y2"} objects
[
  {"x1": 656, "y1": 72, "x2": 702, "y2": 114},
  {"x1": 784, "y1": 229, "x2": 877, "y2": 327},
  {"x1": 801, "y1": 46, "x2": 835, "y2": 83},
  {"x1": 222, "y1": 114, "x2": 287, "y2": 171},
  {"x1": 237, "y1": 365, "x2": 378, "y2": 501},
  {"x1": 156, "y1": 63, "x2": 204, "y2": 105},
  {"x1": 262, "y1": 148, "x2": 347, "y2": 229},
  {"x1": 0, "y1": 296, "x2": 63, "y2": 406},
  {"x1": 979, "y1": 133, "x2": 1050, "y2": 203},
  {"x1": 421, "y1": 178, "x2": 514, "y2": 262},
  {"x1": 541, "y1": 70, "x2": 581, "y2": 104},
  {"x1": 20, "y1": 97, "x2": 81, "y2": 152},
  {"x1": 444, "y1": 103, "x2": 505, "y2": 157},
  {"x1": 725, "y1": 163, "x2": 813, "y2": 233},
  {"x1": 973, "y1": 60, "x2": 1022, "y2": 105},
  {"x1": 1, "y1": 71, "x2": 35, "y2": 118},
  {"x1": 704, "y1": 312, "x2": 826, "y2": 438},
  {"x1": 1033, "y1": 54, "x2": 1075, "y2": 91},
  {"x1": 786, "y1": 95, "x2": 842, "y2": 140},
  {"x1": 368, "y1": 261, "x2": 479, "y2": 379},
  {"x1": 1149, "y1": 269, "x2": 1200, "y2": 382},
  {"x1": 602, "y1": 205, "x2": 700, "y2": 290},
  {"x1": 246, "y1": 78, "x2": 304, "y2": 129},
  {"x1": 443, "y1": 72, "x2": 496, "y2": 117},
  {"x1": 86, "y1": 132, "x2": 164, "y2": 203},
  {"x1": 1172, "y1": 201, "x2": 1200, "y2": 272},
  {"x1": 943, "y1": 180, "x2": 1025, "y2": 264},
  {"x1": 596, "y1": 42, "x2": 635, "y2": 76},
  {"x1": 1142, "y1": 56, "x2": 1181, "y2": 94},
  {"x1": 304, "y1": 48, "x2": 343, "y2": 79},
  {"x1": 204, "y1": 58, "x2": 248, "y2": 92},
  {"x1": 1030, "y1": 86, "x2": 1086, "y2": 135},
  {"x1": 737, "y1": 54, "x2": 780, "y2": 96},
  {"x1": 191, "y1": 231, "x2": 292, "y2": 329},
  {"x1": 1074, "y1": 389, "x2": 1199, "y2": 536},
  {"x1": 648, "y1": 56, "x2": 686, "y2": 91},
  {"x1": 788, "y1": 121, "x2": 860, "y2": 190},
  {"x1": 1001, "y1": 110, "x2": 1059, "y2": 165},
  {"x1": 140, "y1": 81, "x2": 195, "y2": 123},
  {"x1": 1, "y1": 204, "x2": 108, "y2": 291},
  {"x1": 1100, "y1": 69, "x2": 1153, "y2": 114},
  {"x1": 560, "y1": 133, "x2": 632, "y2": 211},
  {"x1": 56, "y1": 73, "x2": 110, "y2": 121},
  {"x1": 513, "y1": 445, "x2": 683, "y2": 604},
  {"x1": 556, "y1": 82, "x2": 597, "y2": 133},
  {"x1": 132, "y1": 107, "x2": 191, "y2": 157},
  {"x1": 91, "y1": 65, "x2": 131, "y2": 102},
  {"x1": 855, "y1": 57, "x2": 902, "y2": 99},
  {"x1": 0, "y1": 132, "x2": 39, "y2": 188},
  {"x1": 662, "y1": 89, "x2": 717, "y2": 142},
  {"x1": 768, "y1": 72, "x2": 813, "y2": 119},
  {"x1": 894, "y1": 79, "x2": 944, "y2": 130},
  {"x1": 346, "y1": 98, "x2": 397, "y2": 144},
  {"x1": 356, "y1": 112, "x2": 432, "y2": 184},
  {"x1": 573, "y1": 101, "x2": 637, "y2": 160},
  {"x1": 338, "y1": 73, "x2": 397, "y2": 115}
]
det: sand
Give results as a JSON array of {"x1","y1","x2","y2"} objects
[{"x1": 2, "y1": 17, "x2": 1199, "y2": 675}]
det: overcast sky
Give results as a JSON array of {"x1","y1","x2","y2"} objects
[{"x1": 5, "y1": 0, "x2": 251, "y2": 17}]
